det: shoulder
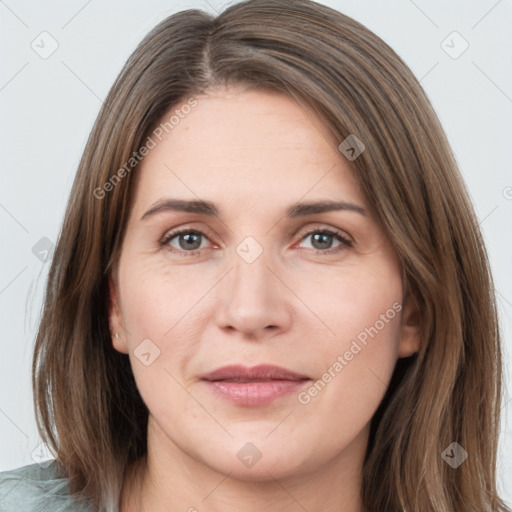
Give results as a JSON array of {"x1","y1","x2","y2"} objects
[{"x1": 0, "y1": 461, "x2": 93, "y2": 512}]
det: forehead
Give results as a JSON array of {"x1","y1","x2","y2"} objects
[{"x1": 132, "y1": 87, "x2": 366, "y2": 214}]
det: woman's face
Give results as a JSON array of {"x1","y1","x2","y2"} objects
[{"x1": 109, "y1": 86, "x2": 420, "y2": 481}]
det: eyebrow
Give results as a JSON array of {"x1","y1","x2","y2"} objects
[{"x1": 140, "y1": 198, "x2": 366, "y2": 221}]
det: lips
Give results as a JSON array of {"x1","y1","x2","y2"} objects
[
  {"x1": 201, "y1": 364, "x2": 311, "y2": 406},
  {"x1": 201, "y1": 364, "x2": 310, "y2": 382}
]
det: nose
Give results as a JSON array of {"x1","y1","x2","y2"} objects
[{"x1": 215, "y1": 242, "x2": 293, "y2": 340}]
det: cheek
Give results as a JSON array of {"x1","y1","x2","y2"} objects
[
  {"x1": 118, "y1": 255, "x2": 213, "y2": 340},
  {"x1": 302, "y1": 257, "x2": 402, "y2": 351},
  {"x1": 294, "y1": 261, "x2": 402, "y2": 423},
  {"x1": 116, "y1": 258, "x2": 215, "y2": 404},
  {"x1": 294, "y1": 303, "x2": 402, "y2": 459}
]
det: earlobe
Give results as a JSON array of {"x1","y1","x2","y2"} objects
[
  {"x1": 108, "y1": 275, "x2": 129, "y2": 354},
  {"x1": 397, "y1": 296, "x2": 421, "y2": 358}
]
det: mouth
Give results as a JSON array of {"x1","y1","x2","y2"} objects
[
  {"x1": 201, "y1": 363, "x2": 310, "y2": 382},
  {"x1": 201, "y1": 364, "x2": 311, "y2": 406}
]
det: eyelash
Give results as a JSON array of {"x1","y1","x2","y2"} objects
[{"x1": 159, "y1": 226, "x2": 353, "y2": 256}]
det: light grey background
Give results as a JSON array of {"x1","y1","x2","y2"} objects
[{"x1": 1, "y1": 0, "x2": 511, "y2": 504}]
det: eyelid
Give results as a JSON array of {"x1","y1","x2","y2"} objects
[
  {"x1": 296, "y1": 223, "x2": 353, "y2": 244},
  {"x1": 298, "y1": 226, "x2": 352, "y2": 245}
]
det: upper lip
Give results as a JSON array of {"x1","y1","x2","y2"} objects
[{"x1": 201, "y1": 364, "x2": 310, "y2": 382}]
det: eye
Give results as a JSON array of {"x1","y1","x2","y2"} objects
[
  {"x1": 297, "y1": 228, "x2": 353, "y2": 254},
  {"x1": 160, "y1": 229, "x2": 211, "y2": 254},
  {"x1": 160, "y1": 227, "x2": 353, "y2": 256}
]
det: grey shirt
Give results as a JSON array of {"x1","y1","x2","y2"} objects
[{"x1": 0, "y1": 461, "x2": 94, "y2": 512}]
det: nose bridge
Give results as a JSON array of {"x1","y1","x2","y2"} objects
[
  {"x1": 232, "y1": 236, "x2": 271, "y2": 295},
  {"x1": 231, "y1": 234, "x2": 276, "y2": 309}
]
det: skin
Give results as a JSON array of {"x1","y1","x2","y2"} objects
[{"x1": 109, "y1": 85, "x2": 421, "y2": 512}]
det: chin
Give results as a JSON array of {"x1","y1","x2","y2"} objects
[{"x1": 199, "y1": 443, "x2": 310, "y2": 482}]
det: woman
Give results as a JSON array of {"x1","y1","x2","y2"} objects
[{"x1": 0, "y1": 0, "x2": 508, "y2": 511}]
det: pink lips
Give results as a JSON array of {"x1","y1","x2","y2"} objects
[{"x1": 201, "y1": 364, "x2": 311, "y2": 406}]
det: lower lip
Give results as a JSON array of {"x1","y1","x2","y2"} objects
[{"x1": 203, "y1": 379, "x2": 311, "y2": 406}]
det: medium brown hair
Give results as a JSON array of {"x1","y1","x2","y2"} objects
[{"x1": 32, "y1": 1, "x2": 509, "y2": 510}]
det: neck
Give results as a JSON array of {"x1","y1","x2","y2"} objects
[{"x1": 120, "y1": 417, "x2": 368, "y2": 512}]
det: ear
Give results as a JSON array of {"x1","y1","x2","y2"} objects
[
  {"x1": 108, "y1": 273, "x2": 129, "y2": 354},
  {"x1": 397, "y1": 294, "x2": 421, "y2": 358}
]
